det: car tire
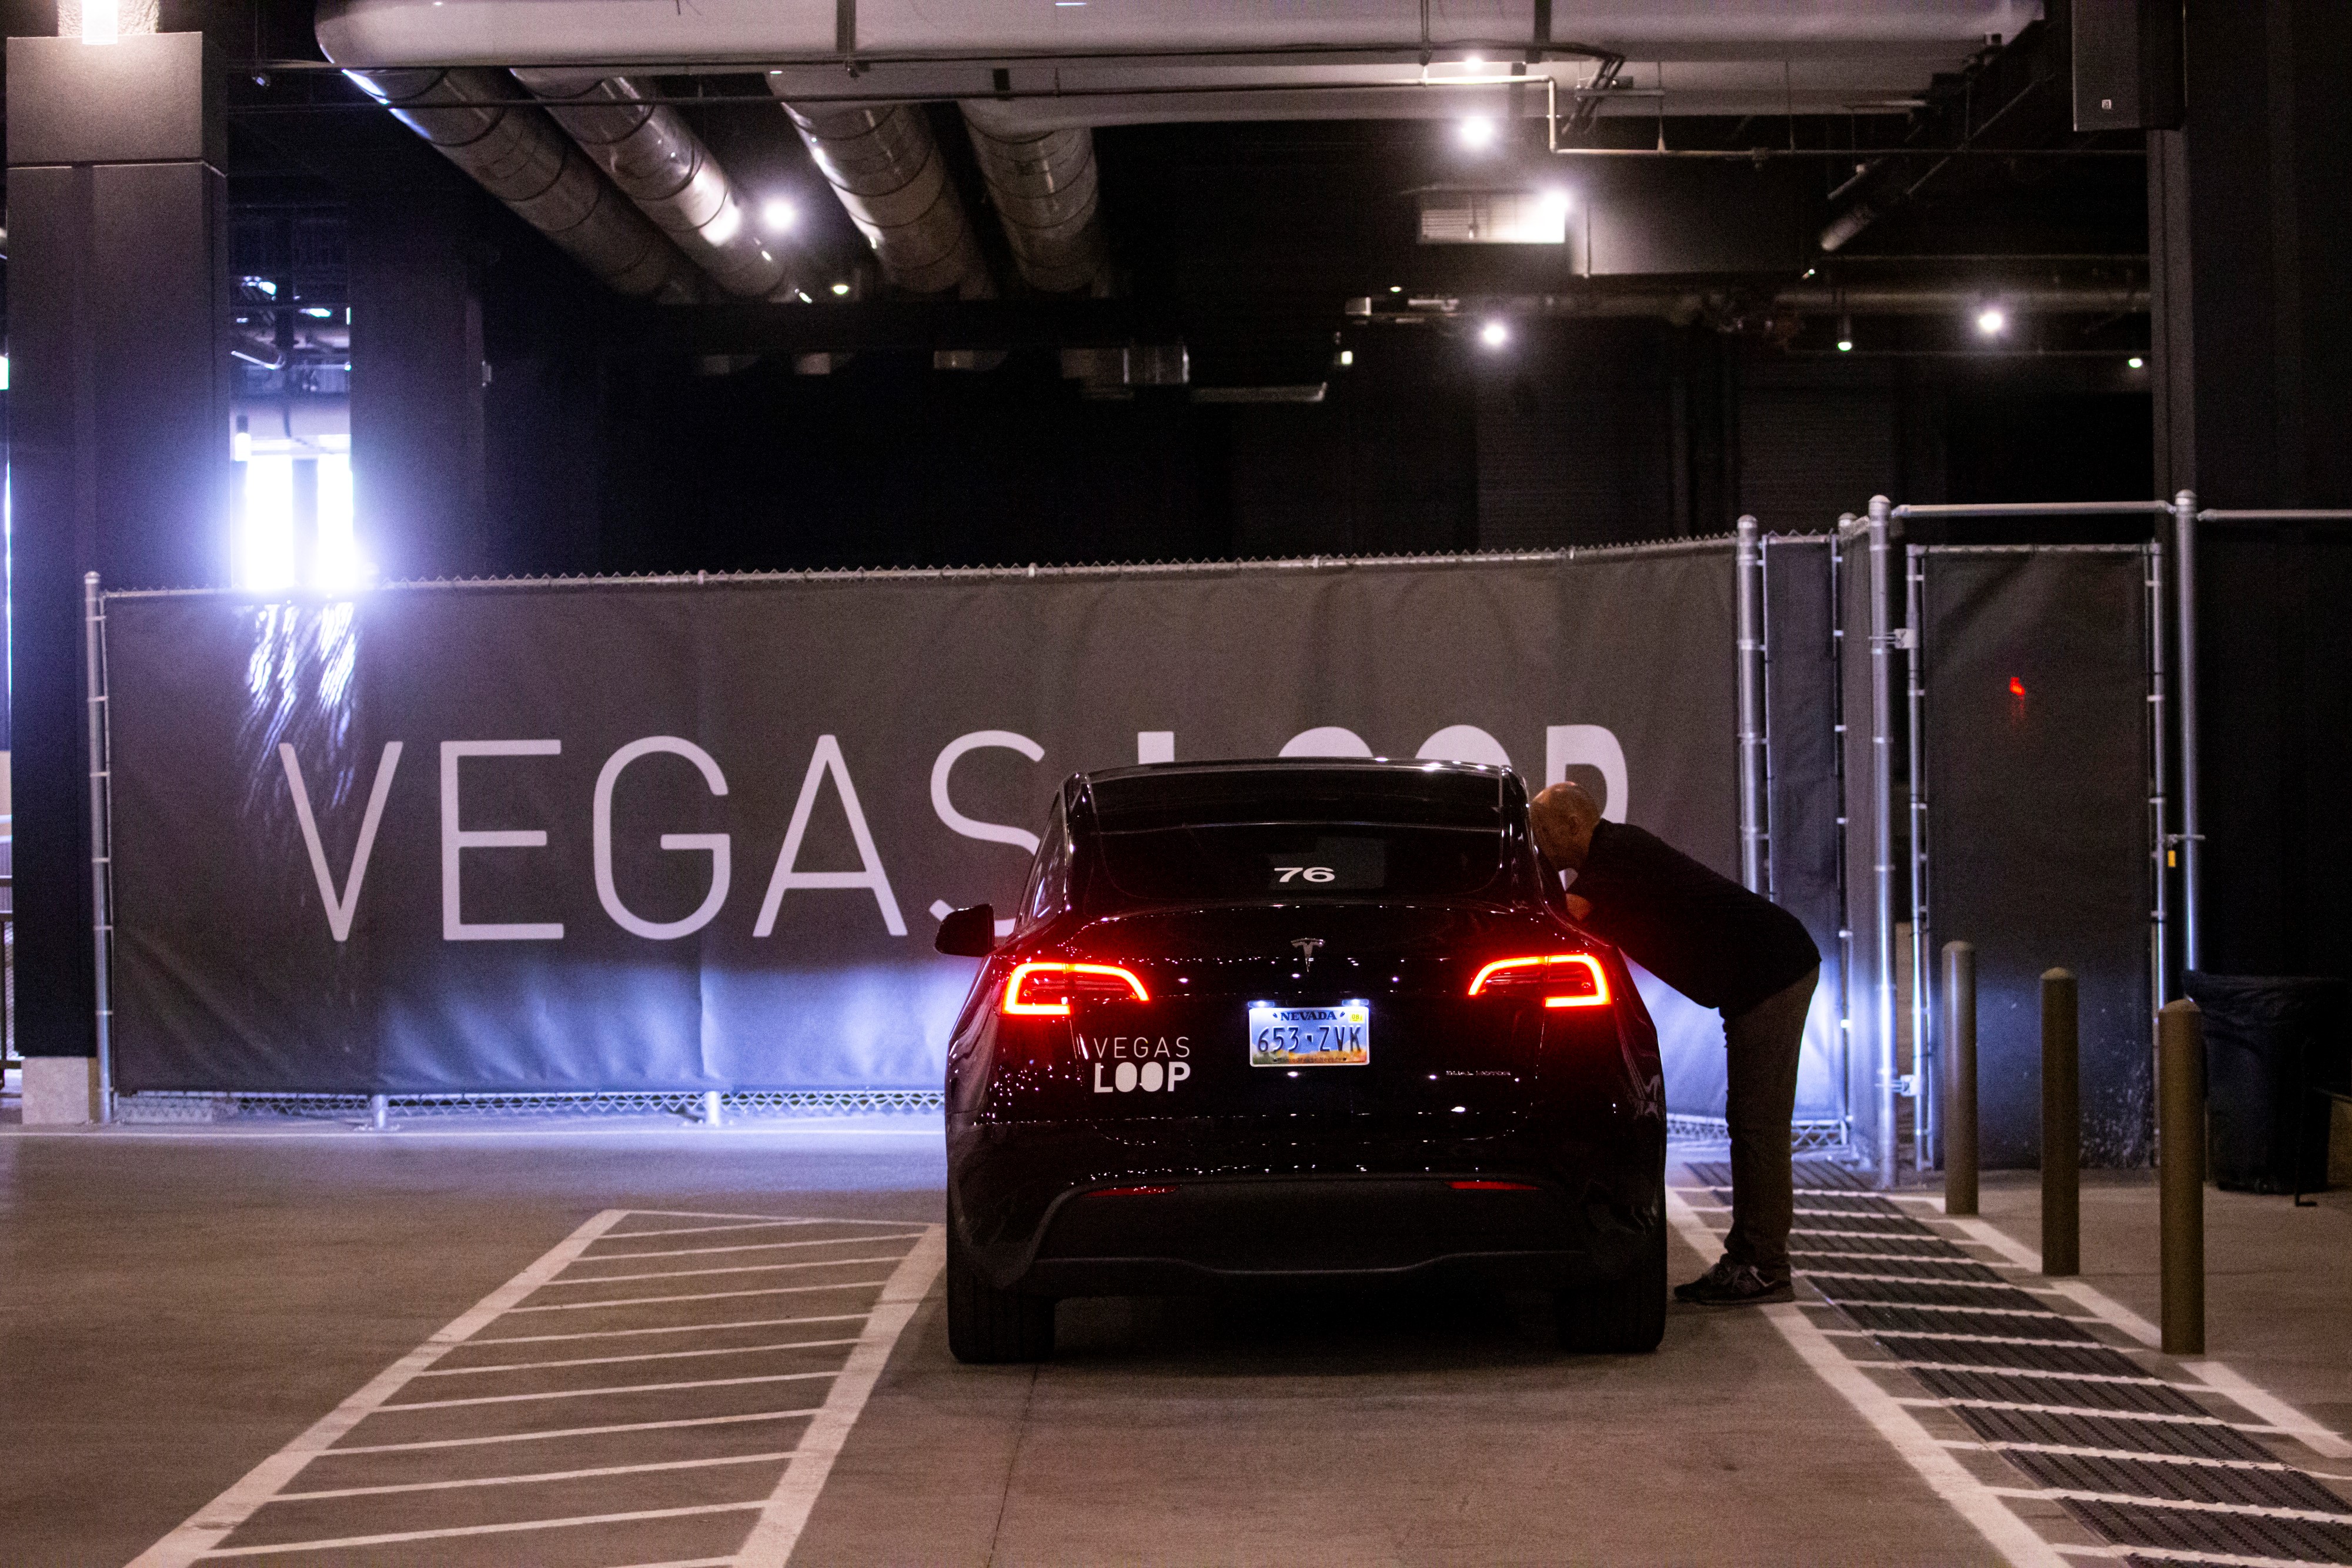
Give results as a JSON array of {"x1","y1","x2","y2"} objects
[
  {"x1": 1555, "y1": 1218, "x2": 1666, "y2": 1354},
  {"x1": 946, "y1": 1225, "x2": 1055, "y2": 1364}
]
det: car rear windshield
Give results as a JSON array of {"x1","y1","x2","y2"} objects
[{"x1": 1086, "y1": 768, "x2": 1507, "y2": 904}]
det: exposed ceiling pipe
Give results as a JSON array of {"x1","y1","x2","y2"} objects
[
  {"x1": 1348, "y1": 278, "x2": 2147, "y2": 326},
  {"x1": 774, "y1": 99, "x2": 993, "y2": 299},
  {"x1": 315, "y1": 1, "x2": 2043, "y2": 72},
  {"x1": 340, "y1": 67, "x2": 703, "y2": 300},
  {"x1": 510, "y1": 69, "x2": 793, "y2": 299},
  {"x1": 958, "y1": 102, "x2": 1107, "y2": 295}
]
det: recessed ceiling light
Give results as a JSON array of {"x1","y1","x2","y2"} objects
[
  {"x1": 831, "y1": 282, "x2": 851, "y2": 296},
  {"x1": 1459, "y1": 116, "x2": 1497, "y2": 151},
  {"x1": 1975, "y1": 305, "x2": 2007, "y2": 337},
  {"x1": 1479, "y1": 319, "x2": 1509, "y2": 349},
  {"x1": 2128, "y1": 355, "x2": 2146, "y2": 369},
  {"x1": 760, "y1": 198, "x2": 797, "y2": 233}
]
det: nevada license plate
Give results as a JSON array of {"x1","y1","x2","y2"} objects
[{"x1": 1248, "y1": 1001, "x2": 1372, "y2": 1067}]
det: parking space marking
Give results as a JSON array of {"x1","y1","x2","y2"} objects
[
  {"x1": 1665, "y1": 1186, "x2": 2074, "y2": 1568},
  {"x1": 545, "y1": 1253, "x2": 921, "y2": 1285},
  {"x1": 128, "y1": 1207, "x2": 943, "y2": 1568},
  {"x1": 587, "y1": 1232, "x2": 930, "y2": 1262}
]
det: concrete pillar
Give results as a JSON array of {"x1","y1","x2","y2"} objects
[{"x1": 5, "y1": 31, "x2": 231, "y2": 1108}]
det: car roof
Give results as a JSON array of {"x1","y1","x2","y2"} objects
[{"x1": 1080, "y1": 757, "x2": 1512, "y2": 787}]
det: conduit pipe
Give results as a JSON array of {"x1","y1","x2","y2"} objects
[
  {"x1": 512, "y1": 69, "x2": 791, "y2": 299},
  {"x1": 342, "y1": 68, "x2": 701, "y2": 300},
  {"x1": 775, "y1": 98, "x2": 992, "y2": 298},
  {"x1": 959, "y1": 103, "x2": 1107, "y2": 295}
]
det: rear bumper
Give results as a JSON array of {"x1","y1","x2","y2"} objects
[{"x1": 948, "y1": 1115, "x2": 1665, "y2": 1298}]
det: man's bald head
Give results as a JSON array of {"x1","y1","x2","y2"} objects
[{"x1": 1530, "y1": 781, "x2": 1603, "y2": 871}]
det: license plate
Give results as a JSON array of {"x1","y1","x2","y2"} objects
[{"x1": 1248, "y1": 1001, "x2": 1371, "y2": 1067}]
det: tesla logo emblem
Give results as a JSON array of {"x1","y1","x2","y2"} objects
[{"x1": 1292, "y1": 937, "x2": 1323, "y2": 971}]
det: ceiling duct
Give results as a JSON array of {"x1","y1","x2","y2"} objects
[
  {"x1": 775, "y1": 99, "x2": 992, "y2": 299},
  {"x1": 959, "y1": 103, "x2": 1107, "y2": 295},
  {"x1": 340, "y1": 67, "x2": 701, "y2": 300},
  {"x1": 510, "y1": 69, "x2": 793, "y2": 299}
]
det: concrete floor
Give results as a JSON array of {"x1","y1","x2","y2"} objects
[{"x1": 2, "y1": 1119, "x2": 2344, "y2": 1566}]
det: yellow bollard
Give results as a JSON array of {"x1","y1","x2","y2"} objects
[
  {"x1": 1942, "y1": 942, "x2": 1978, "y2": 1216},
  {"x1": 2159, "y1": 998, "x2": 2206, "y2": 1355},
  {"x1": 2042, "y1": 968, "x2": 2079, "y2": 1276}
]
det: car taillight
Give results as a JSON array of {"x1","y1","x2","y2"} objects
[
  {"x1": 1001, "y1": 961, "x2": 1151, "y2": 1016},
  {"x1": 1466, "y1": 953, "x2": 1611, "y2": 1009}
]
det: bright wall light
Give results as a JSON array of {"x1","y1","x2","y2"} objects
[
  {"x1": 1459, "y1": 116, "x2": 1496, "y2": 150},
  {"x1": 1837, "y1": 314, "x2": 1855, "y2": 353},
  {"x1": 2128, "y1": 355, "x2": 2146, "y2": 369},
  {"x1": 1479, "y1": 319, "x2": 1510, "y2": 349},
  {"x1": 1975, "y1": 305, "x2": 2007, "y2": 337},
  {"x1": 315, "y1": 454, "x2": 360, "y2": 591},
  {"x1": 239, "y1": 456, "x2": 296, "y2": 593},
  {"x1": 830, "y1": 281, "x2": 851, "y2": 296},
  {"x1": 760, "y1": 198, "x2": 798, "y2": 233},
  {"x1": 81, "y1": 0, "x2": 118, "y2": 44}
]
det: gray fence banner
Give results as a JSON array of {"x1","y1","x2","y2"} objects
[
  {"x1": 1917, "y1": 544, "x2": 2156, "y2": 1168},
  {"x1": 105, "y1": 546, "x2": 1756, "y2": 1096}
]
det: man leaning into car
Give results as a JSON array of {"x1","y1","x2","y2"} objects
[{"x1": 1529, "y1": 781, "x2": 1820, "y2": 1306}]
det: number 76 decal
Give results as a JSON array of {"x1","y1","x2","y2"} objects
[{"x1": 1274, "y1": 866, "x2": 1337, "y2": 884}]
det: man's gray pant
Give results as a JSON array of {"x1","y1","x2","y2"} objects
[{"x1": 1720, "y1": 967, "x2": 1820, "y2": 1275}]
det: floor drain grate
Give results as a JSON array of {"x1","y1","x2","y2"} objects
[
  {"x1": 1912, "y1": 1367, "x2": 2213, "y2": 1416},
  {"x1": 2005, "y1": 1449, "x2": 2352, "y2": 1514},
  {"x1": 1953, "y1": 1404, "x2": 2280, "y2": 1463},
  {"x1": 2062, "y1": 1496, "x2": 2352, "y2": 1562},
  {"x1": 1875, "y1": 1336, "x2": 2150, "y2": 1379}
]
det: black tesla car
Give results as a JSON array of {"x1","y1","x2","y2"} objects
[{"x1": 932, "y1": 758, "x2": 1666, "y2": 1362}]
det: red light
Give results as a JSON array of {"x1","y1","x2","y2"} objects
[
  {"x1": 1466, "y1": 953, "x2": 1611, "y2": 1008},
  {"x1": 2009, "y1": 677, "x2": 2026, "y2": 697},
  {"x1": 1091, "y1": 1184, "x2": 1176, "y2": 1197},
  {"x1": 1449, "y1": 1179, "x2": 1540, "y2": 1191},
  {"x1": 1001, "y1": 961, "x2": 1151, "y2": 1016}
]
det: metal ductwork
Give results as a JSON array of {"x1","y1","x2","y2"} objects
[
  {"x1": 340, "y1": 68, "x2": 701, "y2": 300},
  {"x1": 774, "y1": 99, "x2": 991, "y2": 299},
  {"x1": 958, "y1": 103, "x2": 1107, "y2": 295},
  {"x1": 510, "y1": 69, "x2": 791, "y2": 299}
]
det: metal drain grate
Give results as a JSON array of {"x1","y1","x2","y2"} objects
[
  {"x1": 1793, "y1": 1255, "x2": 2012, "y2": 1283},
  {"x1": 1911, "y1": 1368, "x2": 2213, "y2": 1416},
  {"x1": 1832, "y1": 1303, "x2": 2094, "y2": 1339},
  {"x1": 1875, "y1": 1336, "x2": 2151, "y2": 1379},
  {"x1": 2004, "y1": 1449, "x2": 2352, "y2": 1514},
  {"x1": 1952, "y1": 1405, "x2": 2281, "y2": 1463},
  {"x1": 1686, "y1": 1153, "x2": 2352, "y2": 1564},
  {"x1": 2062, "y1": 1497, "x2": 2352, "y2": 1562}
]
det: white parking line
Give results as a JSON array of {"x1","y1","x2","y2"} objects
[
  {"x1": 278, "y1": 1451, "x2": 797, "y2": 1500},
  {"x1": 731, "y1": 1229, "x2": 946, "y2": 1567},
  {"x1": 1892, "y1": 1397, "x2": 2272, "y2": 1430},
  {"x1": 503, "y1": 1280, "x2": 892, "y2": 1313},
  {"x1": 196, "y1": 1502, "x2": 769, "y2": 1557},
  {"x1": 1942, "y1": 1439, "x2": 2301, "y2": 1473},
  {"x1": 471, "y1": 1313, "x2": 870, "y2": 1348},
  {"x1": 1663, "y1": 1189, "x2": 2070, "y2": 1568},
  {"x1": 125, "y1": 1208, "x2": 633, "y2": 1568},
  {"x1": 378, "y1": 1369, "x2": 840, "y2": 1413},
  {"x1": 415, "y1": 1338, "x2": 863, "y2": 1378},
  {"x1": 1890, "y1": 1362, "x2": 2183, "y2": 1389},
  {"x1": 323, "y1": 1409, "x2": 821, "y2": 1456},
  {"x1": 586, "y1": 1233, "x2": 930, "y2": 1262},
  {"x1": 542, "y1": 1255, "x2": 916, "y2": 1286},
  {"x1": 2052, "y1": 1546, "x2": 2341, "y2": 1568},
  {"x1": 604, "y1": 1219, "x2": 844, "y2": 1239}
]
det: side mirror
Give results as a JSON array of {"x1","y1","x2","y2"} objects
[{"x1": 935, "y1": 903, "x2": 997, "y2": 958}]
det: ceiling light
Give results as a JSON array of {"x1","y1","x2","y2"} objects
[
  {"x1": 1338, "y1": 349, "x2": 1354, "y2": 367},
  {"x1": 1479, "y1": 319, "x2": 1509, "y2": 349},
  {"x1": 760, "y1": 198, "x2": 797, "y2": 233},
  {"x1": 1975, "y1": 305, "x2": 2007, "y2": 337},
  {"x1": 82, "y1": 0, "x2": 118, "y2": 43},
  {"x1": 830, "y1": 282, "x2": 851, "y2": 296},
  {"x1": 1837, "y1": 315, "x2": 1855, "y2": 353},
  {"x1": 1459, "y1": 116, "x2": 1497, "y2": 151},
  {"x1": 2128, "y1": 355, "x2": 2146, "y2": 369},
  {"x1": 1538, "y1": 187, "x2": 1572, "y2": 215},
  {"x1": 1389, "y1": 285, "x2": 1403, "y2": 293}
]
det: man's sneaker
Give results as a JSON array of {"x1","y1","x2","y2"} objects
[{"x1": 1673, "y1": 1256, "x2": 1794, "y2": 1305}]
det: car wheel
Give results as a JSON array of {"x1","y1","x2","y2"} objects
[
  {"x1": 1555, "y1": 1218, "x2": 1666, "y2": 1353},
  {"x1": 946, "y1": 1224, "x2": 1055, "y2": 1364}
]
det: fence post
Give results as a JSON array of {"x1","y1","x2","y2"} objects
[
  {"x1": 2042, "y1": 968, "x2": 2080, "y2": 1275},
  {"x1": 83, "y1": 571, "x2": 116, "y2": 1125},
  {"x1": 1942, "y1": 941, "x2": 1977, "y2": 1216},
  {"x1": 2159, "y1": 998, "x2": 2206, "y2": 1354},
  {"x1": 2171, "y1": 490, "x2": 2201, "y2": 972},
  {"x1": 1866, "y1": 496, "x2": 1897, "y2": 1191},
  {"x1": 1735, "y1": 514, "x2": 1767, "y2": 894}
]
